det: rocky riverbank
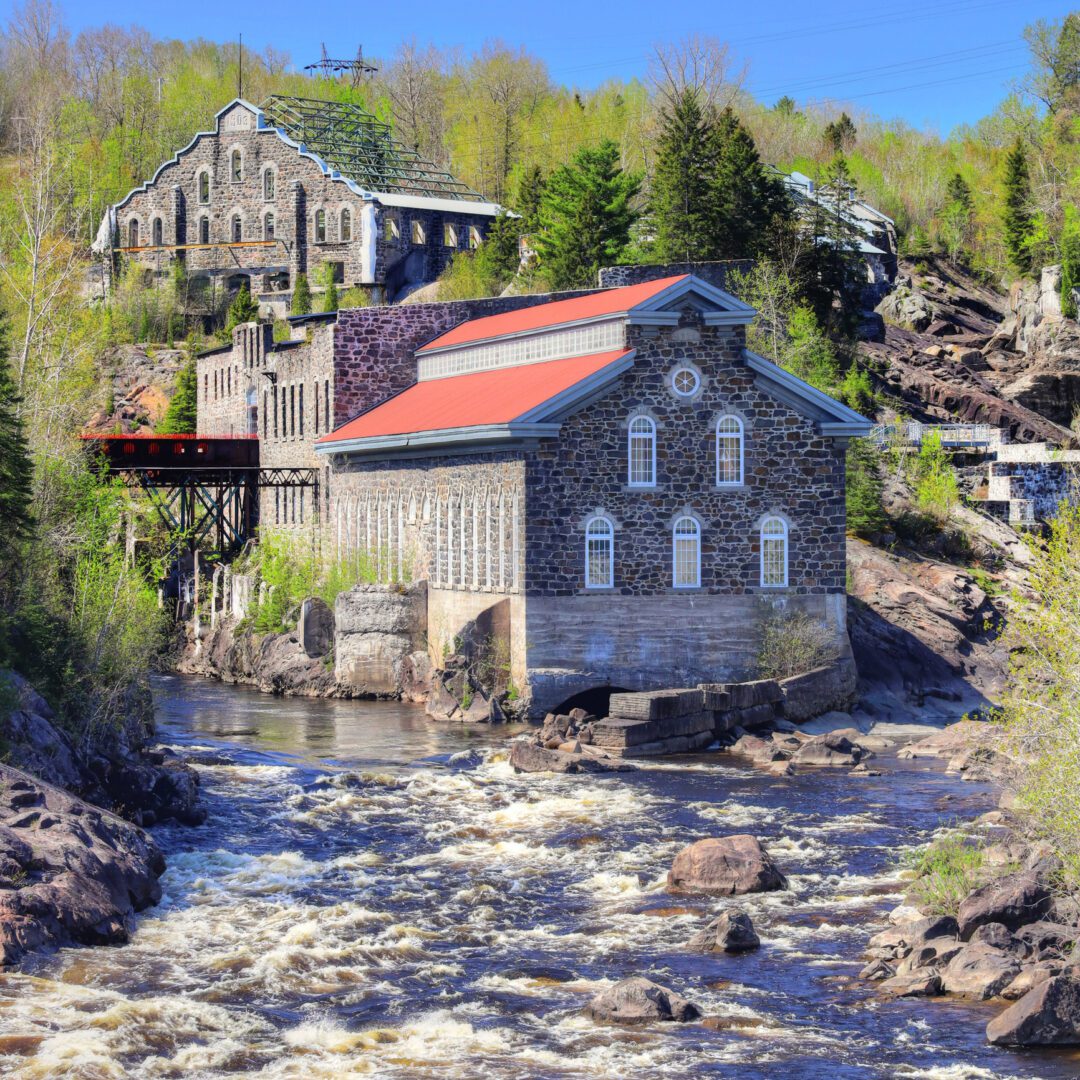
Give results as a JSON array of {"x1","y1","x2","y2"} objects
[{"x1": 0, "y1": 670, "x2": 205, "y2": 968}]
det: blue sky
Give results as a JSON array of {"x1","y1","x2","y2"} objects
[{"x1": 29, "y1": 0, "x2": 1079, "y2": 132}]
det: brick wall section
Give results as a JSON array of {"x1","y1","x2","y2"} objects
[
  {"x1": 598, "y1": 261, "x2": 753, "y2": 293},
  {"x1": 523, "y1": 312, "x2": 847, "y2": 596}
]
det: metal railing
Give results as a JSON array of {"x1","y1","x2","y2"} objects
[{"x1": 868, "y1": 422, "x2": 1001, "y2": 449}]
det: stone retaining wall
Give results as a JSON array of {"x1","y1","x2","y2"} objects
[{"x1": 334, "y1": 581, "x2": 428, "y2": 694}]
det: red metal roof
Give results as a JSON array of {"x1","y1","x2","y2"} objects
[
  {"x1": 417, "y1": 276, "x2": 690, "y2": 352},
  {"x1": 319, "y1": 350, "x2": 632, "y2": 444}
]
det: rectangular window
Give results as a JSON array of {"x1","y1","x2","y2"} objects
[
  {"x1": 204, "y1": 373, "x2": 208, "y2": 399},
  {"x1": 443, "y1": 223, "x2": 458, "y2": 247},
  {"x1": 262, "y1": 390, "x2": 267, "y2": 435},
  {"x1": 411, "y1": 219, "x2": 425, "y2": 245},
  {"x1": 314, "y1": 386, "x2": 319, "y2": 434},
  {"x1": 385, "y1": 216, "x2": 400, "y2": 242},
  {"x1": 469, "y1": 226, "x2": 482, "y2": 249},
  {"x1": 324, "y1": 380, "x2": 330, "y2": 432},
  {"x1": 299, "y1": 384, "x2": 304, "y2": 437},
  {"x1": 275, "y1": 489, "x2": 280, "y2": 524},
  {"x1": 290, "y1": 384, "x2": 296, "y2": 437},
  {"x1": 273, "y1": 385, "x2": 279, "y2": 438}
]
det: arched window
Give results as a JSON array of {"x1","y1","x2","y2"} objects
[
  {"x1": 672, "y1": 516, "x2": 701, "y2": 589},
  {"x1": 231, "y1": 149, "x2": 242, "y2": 182},
  {"x1": 627, "y1": 415, "x2": 656, "y2": 488},
  {"x1": 198, "y1": 171, "x2": 210, "y2": 204},
  {"x1": 151, "y1": 218, "x2": 162, "y2": 246},
  {"x1": 761, "y1": 517, "x2": 788, "y2": 588},
  {"x1": 231, "y1": 215, "x2": 242, "y2": 243},
  {"x1": 264, "y1": 212, "x2": 275, "y2": 241},
  {"x1": 198, "y1": 216, "x2": 209, "y2": 244},
  {"x1": 314, "y1": 209, "x2": 326, "y2": 243},
  {"x1": 716, "y1": 415, "x2": 744, "y2": 486},
  {"x1": 263, "y1": 167, "x2": 275, "y2": 201},
  {"x1": 127, "y1": 218, "x2": 139, "y2": 247},
  {"x1": 585, "y1": 516, "x2": 614, "y2": 589},
  {"x1": 340, "y1": 208, "x2": 352, "y2": 242}
]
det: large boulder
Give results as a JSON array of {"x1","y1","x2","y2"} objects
[
  {"x1": 667, "y1": 836, "x2": 787, "y2": 895},
  {"x1": 791, "y1": 731, "x2": 869, "y2": 767},
  {"x1": 987, "y1": 975, "x2": 1080, "y2": 1046},
  {"x1": 875, "y1": 285, "x2": 935, "y2": 332},
  {"x1": 687, "y1": 908, "x2": 760, "y2": 953},
  {"x1": 940, "y1": 942, "x2": 1022, "y2": 1000},
  {"x1": 0, "y1": 764, "x2": 165, "y2": 967},
  {"x1": 957, "y1": 872, "x2": 1053, "y2": 940},
  {"x1": 508, "y1": 742, "x2": 628, "y2": 775},
  {"x1": 585, "y1": 977, "x2": 700, "y2": 1024}
]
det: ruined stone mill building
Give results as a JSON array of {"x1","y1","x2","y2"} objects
[
  {"x1": 194, "y1": 269, "x2": 870, "y2": 716},
  {"x1": 94, "y1": 97, "x2": 502, "y2": 309}
]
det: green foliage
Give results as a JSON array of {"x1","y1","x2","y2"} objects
[
  {"x1": 999, "y1": 504, "x2": 1080, "y2": 886},
  {"x1": 1061, "y1": 206, "x2": 1080, "y2": 320},
  {"x1": 243, "y1": 530, "x2": 380, "y2": 634},
  {"x1": 225, "y1": 281, "x2": 259, "y2": 334},
  {"x1": 939, "y1": 173, "x2": 975, "y2": 263},
  {"x1": 911, "y1": 429, "x2": 960, "y2": 522},
  {"x1": 157, "y1": 356, "x2": 197, "y2": 434},
  {"x1": 438, "y1": 212, "x2": 525, "y2": 300},
  {"x1": 0, "y1": 318, "x2": 34, "y2": 577},
  {"x1": 840, "y1": 365, "x2": 876, "y2": 416},
  {"x1": 1003, "y1": 140, "x2": 1037, "y2": 275},
  {"x1": 534, "y1": 140, "x2": 642, "y2": 290},
  {"x1": 784, "y1": 305, "x2": 841, "y2": 392},
  {"x1": 338, "y1": 286, "x2": 370, "y2": 310},
  {"x1": 291, "y1": 273, "x2": 312, "y2": 316},
  {"x1": 905, "y1": 831, "x2": 987, "y2": 917},
  {"x1": 846, "y1": 439, "x2": 887, "y2": 538},
  {"x1": 757, "y1": 605, "x2": 839, "y2": 679},
  {"x1": 321, "y1": 264, "x2": 339, "y2": 313}
]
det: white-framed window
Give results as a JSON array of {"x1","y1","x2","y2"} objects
[
  {"x1": 340, "y1": 207, "x2": 352, "y2": 242},
  {"x1": 761, "y1": 516, "x2": 788, "y2": 588},
  {"x1": 231, "y1": 149, "x2": 243, "y2": 182},
  {"x1": 197, "y1": 171, "x2": 210, "y2": 204},
  {"x1": 231, "y1": 214, "x2": 242, "y2": 243},
  {"x1": 443, "y1": 222, "x2": 458, "y2": 247},
  {"x1": 264, "y1": 212, "x2": 275, "y2": 241},
  {"x1": 127, "y1": 218, "x2": 139, "y2": 247},
  {"x1": 627, "y1": 416, "x2": 656, "y2": 487},
  {"x1": 411, "y1": 219, "x2": 426, "y2": 244},
  {"x1": 672, "y1": 515, "x2": 701, "y2": 589},
  {"x1": 314, "y1": 209, "x2": 326, "y2": 243},
  {"x1": 151, "y1": 217, "x2": 162, "y2": 246},
  {"x1": 585, "y1": 515, "x2": 614, "y2": 589},
  {"x1": 672, "y1": 365, "x2": 701, "y2": 398},
  {"x1": 263, "y1": 167, "x2": 275, "y2": 201},
  {"x1": 716, "y1": 415, "x2": 744, "y2": 485},
  {"x1": 469, "y1": 225, "x2": 482, "y2": 249}
]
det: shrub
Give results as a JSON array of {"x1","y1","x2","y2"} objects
[
  {"x1": 904, "y1": 831, "x2": 987, "y2": 916},
  {"x1": 757, "y1": 605, "x2": 839, "y2": 679},
  {"x1": 846, "y1": 439, "x2": 887, "y2": 537},
  {"x1": 911, "y1": 429, "x2": 959, "y2": 522}
]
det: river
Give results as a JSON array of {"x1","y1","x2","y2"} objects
[{"x1": 0, "y1": 674, "x2": 1077, "y2": 1079}]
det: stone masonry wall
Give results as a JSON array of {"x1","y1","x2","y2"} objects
[
  {"x1": 598, "y1": 261, "x2": 752, "y2": 293},
  {"x1": 523, "y1": 312, "x2": 847, "y2": 596}
]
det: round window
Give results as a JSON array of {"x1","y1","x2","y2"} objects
[{"x1": 671, "y1": 365, "x2": 701, "y2": 398}]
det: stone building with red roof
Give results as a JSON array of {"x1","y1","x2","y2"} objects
[{"x1": 197, "y1": 269, "x2": 870, "y2": 716}]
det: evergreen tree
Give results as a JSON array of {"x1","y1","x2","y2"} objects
[
  {"x1": 322, "y1": 264, "x2": 339, "y2": 313},
  {"x1": 940, "y1": 172, "x2": 974, "y2": 263},
  {"x1": 535, "y1": 140, "x2": 642, "y2": 290},
  {"x1": 774, "y1": 96, "x2": 797, "y2": 117},
  {"x1": 650, "y1": 87, "x2": 720, "y2": 262},
  {"x1": 225, "y1": 280, "x2": 259, "y2": 333},
  {"x1": 824, "y1": 112, "x2": 857, "y2": 154},
  {"x1": 512, "y1": 163, "x2": 546, "y2": 233},
  {"x1": 711, "y1": 107, "x2": 792, "y2": 260},
  {"x1": 784, "y1": 305, "x2": 841, "y2": 392},
  {"x1": 158, "y1": 356, "x2": 198, "y2": 434},
  {"x1": 291, "y1": 273, "x2": 312, "y2": 316},
  {"x1": 846, "y1": 440, "x2": 887, "y2": 538},
  {"x1": 476, "y1": 212, "x2": 524, "y2": 285},
  {"x1": 1003, "y1": 140, "x2": 1036, "y2": 275},
  {"x1": 0, "y1": 317, "x2": 34, "y2": 572}
]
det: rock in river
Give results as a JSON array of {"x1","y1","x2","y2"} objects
[
  {"x1": 957, "y1": 871, "x2": 1053, "y2": 940},
  {"x1": 0, "y1": 763, "x2": 165, "y2": 967},
  {"x1": 688, "y1": 908, "x2": 761, "y2": 952},
  {"x1": 668, "y1": 835, "x2": 787, "y2": 895},
  {"x1": 508, "y1": 742, "x2": 630, "y2": 774},
  {"x1": 585, "y1": 977, "x2": 701, "y2": 1024},
  {"x1": 939, "y1": 941, "x2": 1022, "y2": 1000},
  {"x1": 987, "y1": 975, "x2": 1080, "y2": 1046}
]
